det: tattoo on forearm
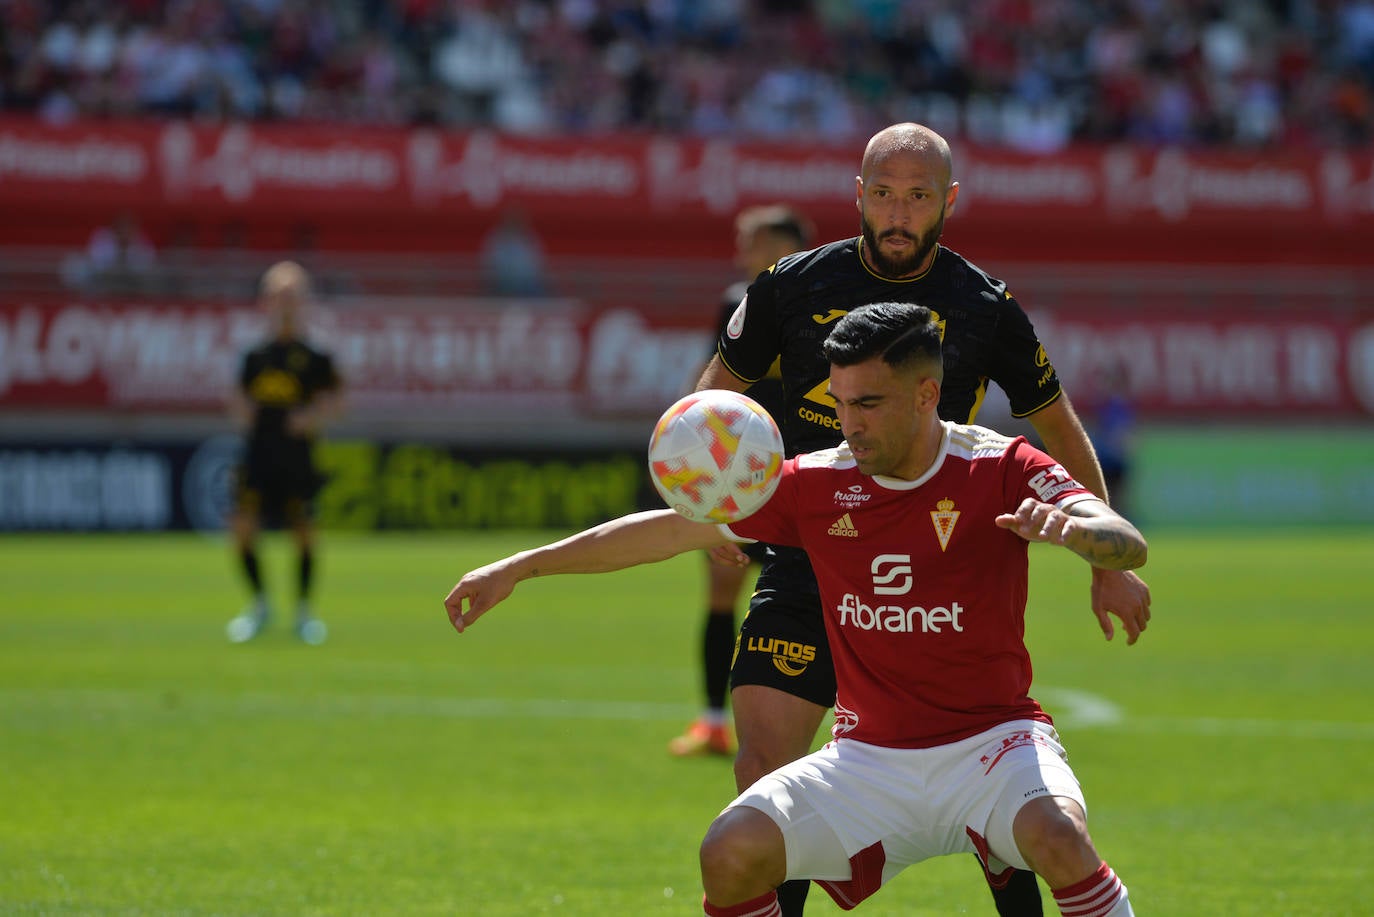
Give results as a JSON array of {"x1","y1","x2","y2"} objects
[{"x1": 1071, "y1": 521, "x2": 1146, "y2": 569}]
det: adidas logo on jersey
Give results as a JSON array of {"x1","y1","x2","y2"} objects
[{"x1": 828, "y1": 513, "x2": 859, "y2": 537}]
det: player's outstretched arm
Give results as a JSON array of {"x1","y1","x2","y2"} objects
[
  {"x1": 995, "y1": 498, "x2": 1150, "y2": 643},
  {"x1": 444, "y1": 510, "x2": 730, "y2": 634}
]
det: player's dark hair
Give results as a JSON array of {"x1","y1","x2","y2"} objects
[
  {"x1": 737, "y1": 205, "x2": 813, "y2": 250},
  {"x1": 822, "y1": 302, "x2": 943, "y2": 379}
]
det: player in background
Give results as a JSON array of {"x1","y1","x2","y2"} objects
[
  {"x1": 443, "y1": 303, "x2": 1148, "y2": 917},
  {"x1": 695, "y1": 123, "x2": 1153, "y2": 916},
  {"x1": 671, "y1": 205, "x2": 814, "y2": 758},
  {"x1": 225, "y1": 261, "x2": 344, "y2": 645}
]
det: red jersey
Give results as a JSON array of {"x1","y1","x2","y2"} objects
[{"x1": 725, "y1": 421, "x2": 1098, "y2": 749}]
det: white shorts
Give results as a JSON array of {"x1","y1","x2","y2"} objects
[{"x1": 725, "y1": 720, "x2": 1084, "y2": 909}]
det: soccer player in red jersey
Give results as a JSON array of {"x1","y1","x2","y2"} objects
[
  {"x1": 444, "y1": 303, "x2": 1147, "y2": 917},
  {"x1": 699, "y1": 122, "x2": 1152, "y2": 916}
]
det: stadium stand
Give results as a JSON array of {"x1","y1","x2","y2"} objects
[{"x1": 2, "y1": 0, "x2": 1370, "y2": 149}]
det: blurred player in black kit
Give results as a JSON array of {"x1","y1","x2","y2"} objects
[
  {"x1": 670, "y1": 205, "x2": 813, "y2": 758},
  {"x1": 696, "y1": 123, "x2": 1153, "y2": 916},
  {"x1": 226, "y1": 261, "x2": 343, "y2": 646}
]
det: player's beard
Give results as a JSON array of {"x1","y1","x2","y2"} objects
[{"x1": 860, "y1": 210, "x2": 944, "y2": 279}]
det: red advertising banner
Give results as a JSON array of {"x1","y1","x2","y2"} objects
[
  {"x1": 1034, "y1": 309, "x2": 1374, "y2": 420},
  {"x1": 3, "y1": 118, "x2": 1373, "y2": 263},
  {"x1": 2, "y1": 298, "x2": 1372, "y2": 420},
  {"x1": 0, "y1": 298, "x2": 713, "y2": 420}
]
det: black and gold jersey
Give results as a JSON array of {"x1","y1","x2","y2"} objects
[
  {"x1": 717, "y1": 238, "x2": 1061, "y2": 456},
  {"x1": 238, "y1": 339, "x2": 340, "y2": 446},
  {"x1": 717, "y1": 279, "x2": 785, "y2": 424}
]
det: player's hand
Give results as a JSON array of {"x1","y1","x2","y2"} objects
[
  {"x1": 1090, "y1": 567, "x2": 1152, "y2": 645},
  {"x1": 994, "y1": 498, "x2": 1077, "y2": 546},
  {"x1": 705, "y1": 543, "x2": 750, "y2": 567},
  {"x1": 444, "y1": 563, "x2": 518, "y2": 634}
]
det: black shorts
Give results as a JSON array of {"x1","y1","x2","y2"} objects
[
  {"x1": 234, "y1": 443, "x2": 323, "y2": 525},
  {"x1": 730, "y1": 545, "x2": 836, "y2": 708}
]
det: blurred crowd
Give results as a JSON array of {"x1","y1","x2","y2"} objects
[{"x1": 2, "y1": 0, "x2": 1373, "y2": 149}]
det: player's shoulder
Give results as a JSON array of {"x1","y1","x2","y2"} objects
[
  {"x1": 943, "y1": 422, "x2": 1022, "y2": 462},
  {"x1": 795, "y1": 443, "x2": 859, "y2": 473},
  {"x1": 934, "y1": 247, "x2": 1014, "y2": 303},
  {"x1": 767, "y1": 238, "x2": 859, "y2": 283}
]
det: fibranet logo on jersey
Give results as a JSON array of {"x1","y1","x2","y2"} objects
[
  {"x1": 836, "y1": 554, "x2": 968, "y2": 634},
  {"x1": 836, "y1": 593, "x2": 966, "y2": 634}
]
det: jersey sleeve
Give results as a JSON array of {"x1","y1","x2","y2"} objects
[
  {"x1": 722, "y1": 457, "x2": 802, "y2": 547},
  {"x1": 1006, "y1": 438, "x2": 1100, "y2": 512},
  {"x1": 716, "y1": 269, "x2": 782, "y2": 384},
  {"x1": 989, "y1": 293, "x2": 1063, "y2": 418}
]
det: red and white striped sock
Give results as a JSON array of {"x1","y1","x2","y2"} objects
[
  {"x1": 702, "y1": 890, "x2": 782, "y2": 917},
  {"x1": 1052, "y1": 862, "x2": 1133, "y2": 916}
]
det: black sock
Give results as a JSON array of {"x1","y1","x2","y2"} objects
[
  {"x1": 777, "y1": 878, "x2": 809, "y2": 917},
  {"x1": 298, "y1": 549, "x2": 313, "y2": 601},
  {"x1": 988, "y1": 865, "x2": 1044, "y2": 917},
  {"x1": 239, "y1": 547, "x2": 263, "y2": 595},
  {"x1": 703, "y1": 610, "x2": 736, "y2": 711}
]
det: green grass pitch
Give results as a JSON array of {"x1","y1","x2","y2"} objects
[{"x1": 2, "y1": 528, "x2": 1372, "y2": 915}]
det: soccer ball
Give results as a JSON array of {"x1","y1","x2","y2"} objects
[{"x1": 647, "y1": 390, "x2": 785, "y2": 524}]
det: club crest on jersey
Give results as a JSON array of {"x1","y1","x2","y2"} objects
[{"x1": 931, "y1": 498, "x2": 960, "y2": 552}]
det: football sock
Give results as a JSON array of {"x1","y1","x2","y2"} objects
[
  {"x1": 703, "y1": 609, "x2": 736, "y2": 713},
  {"x1": 298, "y1": 549, "x2": 314, "y2": 601},
  {"x1": 989, "y1": 866, "x2": 1044, "y2": 916},
  {"x1": 1052, "y1": 863, "x2": 1131, "y2": 917},
  {"x1": 703, "y1": 890, "x2": 781, "y2": 916},
  {"x1": 239, "y1": 547, "x2": 263, "y2": 595},
  {"x1": 775, "y1": 879, "x2": 809, "y2": 917}
]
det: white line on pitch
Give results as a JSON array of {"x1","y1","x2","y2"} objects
[{"x1": 5, "y1": 687, "x2": 1373, "y2": 740}]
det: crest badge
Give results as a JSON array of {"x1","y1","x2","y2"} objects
[{"x1": 930, "y1": 498, "x2": 959, "y2": 552}]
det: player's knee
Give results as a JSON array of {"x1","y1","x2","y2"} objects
[{"x1": 699, "y1": 809, "x2": 784, "y2": 904}]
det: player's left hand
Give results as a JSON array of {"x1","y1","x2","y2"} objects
[
  {"x1": 1090, "y1": 567, "x2": 1152, "y2": 645},
  {"x1": 444, "y1": 563, "x2": 518, "y2": 634}
]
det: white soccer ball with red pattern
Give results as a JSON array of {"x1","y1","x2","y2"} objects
[{"x1": 647, "y1": 390, "x2": 785, "y2": 524}]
